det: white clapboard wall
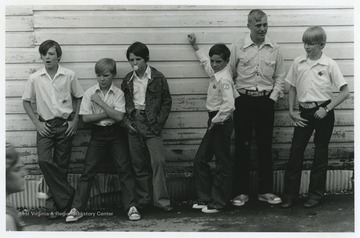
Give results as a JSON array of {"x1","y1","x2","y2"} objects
[{"x1": 5, "y1": 6, "x2": 354, "y2": 203}]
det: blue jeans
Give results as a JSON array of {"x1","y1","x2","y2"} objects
[
  {"x1": 193, "y1": 112, "x2": 233, "y2": 209},
  {"x1": 283, "y1": 104, "x2": 335, "y2": 201},
  {"x1": 37, "y1": 118, "x2": 75, "y2": 211},
  {"x1": 71, "y1": 125, "x2": 138, "y2": 212},
  {"x1": 128, "y1": 110, "x2": 170, "y2": 208}
]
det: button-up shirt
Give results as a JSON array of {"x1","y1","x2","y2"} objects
[
  {"x1": 229, "y1": 34, "x2": 286, "y2": 101},
  {"x1": 196, "y1": 49, "x2": 237, "y2": 124},
  {"x1": 80, "y1": 83, "x2": 126, "y2": 126},
  {"x1": 285, "y1": 53, "x2": 347, "y2": 103},
  {"x1": 22, "y1": 65, "x2": 84, "y2": 120},
  {"x1": 129, "y1": 66, "x2": 151, "y2": 110}
]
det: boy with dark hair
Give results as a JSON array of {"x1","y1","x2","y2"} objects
[
  {"x1": 65, "y1": 58, "x2": 141, "y2": 222},
  {"x1": 281, "y1": 26, "x2": 350, "y2": 208},
  {"x1": 22, "y1": 40, "x2": 84, "y2": 217},
  {"x1": 121, "y1": 42, "x2": 174, "y2": 212},
  {"x1": 188, "y1": 33, "x2": 238, "y2": 213}
]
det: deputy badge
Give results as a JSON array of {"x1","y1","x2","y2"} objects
[{"x1": 223, "y1": 83, "x2": 230, "y2": 90}]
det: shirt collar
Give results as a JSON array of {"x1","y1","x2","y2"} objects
[
  {"x1": 213, "y1": 65, "x2": 230, "y2": 83},
  {"x1": 39, "y1": 64, "x2": 66, "y2": 76},
  {"x1": 95, "y1": 83, "x2": 115, "y2": 93},
  {"x1": 130, "y1": 65, "x2": 151, "y2": 82},
  {"x1": 243, "y1": 34, "x2": 274, "y2": 49},
  {"x1": 299, "y1": 53, "x2": 329, "y2": 66}
]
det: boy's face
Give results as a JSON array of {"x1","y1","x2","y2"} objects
[
  {"x1": 41, "y1": 46, "x2": 60, "y2": 70},
  {"x1": 248, "y1": 16, "x2": 268, "y2": 43},
  {"x1": 128, "y1": 53, "x2": 147, "y2": 74},
  {"x1": 304, "y1": 42, "x2": 323, "y2": 59},
  {"x1": 6, "y1": 159, "x2": 26, "y2": 194},
  {"x1": 210, "y1": 54, "x2": 228, "y2": 73},
  {"x1": 96, "y1": 70, "x2": 114, "y2": 90}
]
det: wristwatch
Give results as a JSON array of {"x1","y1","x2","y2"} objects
[{"x1": 324, "y1": 106, "x2": 330, "y2": 113}]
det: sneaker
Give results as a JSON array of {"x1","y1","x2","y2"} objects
[
  {"x1": 201, "y1": 206, "x2": 221, "y2": 214},
  {"x1": 127, "y1": 206, "x2": 141, "y2": 221},
  {"x1": 232, "y1": 194, "x2": 249, "y2": 207},
  {"x1": 192, "y1": 201, "x2": 208, "y2": 209},
  {"x1": 258, "y1": 193, "x2": 282, "y2": 204},
  {"x1": 65, "y1": 208, "x2": 83, "y2": 222}
]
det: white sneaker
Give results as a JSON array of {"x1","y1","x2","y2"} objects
[
  {"x1": 192, "y1": 202, "x2": 208, "y2": 209},
  {"x1": 232, "y1": 194, "x2": 249, "y2": 206},
  {"x1": 258, "y1": 193, "x2": 282, "y2": 204},
  {"x1": 201, "y1": 206, "x2": 221, "y2": 214},
  {"x1": 127, "y1": 206, "x2": 141, "y2": 221},
  {"x1": 66, "y1": 208, "x2": 83, "y2": 222}
]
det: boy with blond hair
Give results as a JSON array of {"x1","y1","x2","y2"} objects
[
  {"x1": 281, "y1": 26, "x2": 350, "y2": 208},
  {"x1": 66, "y1": 58, "x2": 141, "y2": 222}
]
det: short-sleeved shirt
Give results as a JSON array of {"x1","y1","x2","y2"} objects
[
  {"x1": 80, "y1": 83, "x2": 126, "y2": 126},
  {"x1": 285, "y1": 53, "x2": 347, "y2": 103},
  {"x1": 196, "y1": 49, "x2": 237, "y2": 124},
  {"x1": 229, "y1": 34, "x2": 286, "y2": 102},
  {"x1": 129, "y1": 66, "x2": 151, "y2": 110},
  {"x1": 22, "y1": 65, "x2": 84, "y2": 120}
]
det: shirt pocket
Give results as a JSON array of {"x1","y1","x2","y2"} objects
[
  {"x1": 238, "y1": 57, "x2": 253, "y2": 75},
  {"x1": 262, "y1": 59, "x2": 276, "y2": 78}
]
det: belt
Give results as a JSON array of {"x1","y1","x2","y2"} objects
[
  {"x1": 92, "y1": 124, "x2": 119, "y2": 132},
  {"x1": 299, "y1": 101, "x2": 328, "y2": 109},
  {"x1": 39, "y1": 117, "x2": 68, "y2": 128},
  {"x1": 237, "y1": 89, "x2": 271, "y2": 97}
]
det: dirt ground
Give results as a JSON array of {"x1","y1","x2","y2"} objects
[{"x1": 17, "y1": 193, "x2": 355, "y2": 233}]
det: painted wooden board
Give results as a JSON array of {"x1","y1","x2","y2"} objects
[
  {"x1": 33, "y1": 9, "x2": 353, "y2": 28},
  {"x1": 5, "y1": 16, "x2": 33, "y2": 32},
  {"x1": 5, "y1": 43, "x2": 354, "y2": 63},
  {"x1": 5, "y1": 60, "x2": 354, "y2": 80},
  {"x1": 32, "y1": 27, "x2": 353, "y2": 45}
]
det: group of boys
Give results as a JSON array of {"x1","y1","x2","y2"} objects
[{"x1": 22, "y1": 8, "x2": 350, "y2": 222}]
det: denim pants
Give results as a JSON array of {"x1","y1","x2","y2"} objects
[
  {"x1": 128, "y1": 110, "x2": 170, "y2": 208},
  {"x1": 71, "y1": 126, "x2": 138, "y2": 212},
  {"x1": 283, "y1": 105, "x2": 335, "y2": 201},
  {"x1": 37, "y1": 119, "x2": 75, "y2": 211},
  {"x1": 193, "y1": 112, "x2": 233, "y2": 209},
  {"x1": 232, "y1": 94, "x2": 275, "y2": 195}
]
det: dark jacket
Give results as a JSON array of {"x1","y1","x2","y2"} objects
[{"x1": 121, "y1": 66, "x2": 172, "y2": 136}]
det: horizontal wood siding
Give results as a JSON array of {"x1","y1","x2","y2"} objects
[{"x1": 5, "y1": 5, "x2": 354, "y2": 180}]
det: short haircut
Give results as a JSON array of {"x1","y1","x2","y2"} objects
[
  {"x1": 209, "y1": 44, "x2": 231, "y2": 61},
  {"x1": 95, "y1": 58, "x2": 117, "y2": 76},
  {"x1": 248, "y1": 9, "x2": 267, "y2": 24},
  {"x1": 6, "y1": 143, "x2": 19, "y2": 174},
  {"x1": 302, "y1": 26, "x2": 327, "y2": 44},
  {"x1": 126, "y1": 41, "x2": 150, "y2": 62},
  {"x1": 39, "y1": 40, "x2": 62, "y2": 59}
]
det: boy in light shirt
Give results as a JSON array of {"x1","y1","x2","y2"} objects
[
  {"x1": 188, "y1": 33, "x2": 238, "y2": 213},
  {"x1": 281, "y1": 26, "x2": 350, "y2": 208},
  {"x1": 22, "y1": 40, "x2": 84, "y2": 218},
  {"x1": 66, "y1": 58, "x2": 141, "y2": 222}
]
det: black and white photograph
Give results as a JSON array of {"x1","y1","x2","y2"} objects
[{"x1": 2, "y1": 0, "x2": 357, "y2": 237}]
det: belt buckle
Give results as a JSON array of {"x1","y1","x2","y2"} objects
[{"x1": 247, "y1": 90, "x2": 257, "y2": 96}]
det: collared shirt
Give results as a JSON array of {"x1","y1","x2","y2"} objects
[
  {"x1": 22, "y1": 65, "x2": 84, "y2": 120},
  {"x1": 129, "y1": 66, "x2": 151, "y2": 110},
  {"x1": 196, "y1": 49, "x2": 237, "y2": 124},
  {"x1": 285, "y1": 53, "x2": 347, "y2": 103},
  {"x1": 80, "y1": 83, "x2": 126, "y2": 126},
  {"x1": 229, "y1": 34, "x2": 286, "y2": 101}
]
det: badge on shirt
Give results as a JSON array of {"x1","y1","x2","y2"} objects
[
  {"x1": 223, "y1": 83, "x2": 230, "y2": 90},
  {"x1": 318, "y1": 71, "x2": 324, "y2": 76},
  {"x1": 213, "y1": 84, "x2": 217, "y2": 89}
]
